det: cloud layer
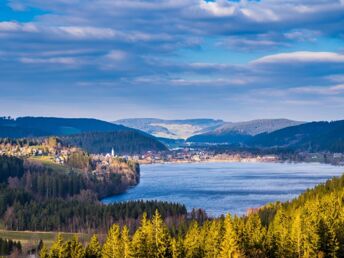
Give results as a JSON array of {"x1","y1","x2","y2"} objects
[{"x1": 1, "y1": 0, "x2": 344, "y2": 121}]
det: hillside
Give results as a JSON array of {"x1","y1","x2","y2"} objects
[
  {"x1": 0, "y1": 117, "x2": 167, "y2": 154},
  {"x1": 115, "y1": 118, "x2": 225, "y2": 139},
  {"x1": 249, "y1": 120, "x2": 344, "y2": 152},
  {"x1": 62, "y1": 131, "x2": 168, "y2": 155},
  {"x1": 187, "y1": 119, "x2": 303, "y2": 144},
  {"x1": 38, "y1": 172, "x2": 344, "y2": 257},
  {"x1": 0, "y1": 117, "x2": 127, "y2": 137}
]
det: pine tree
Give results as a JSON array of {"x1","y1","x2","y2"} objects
[
  {"x1": 50, "y1": 234, "x2": 64, "y2": 258},
  {"x1": 243, "y1": 213, "x2": 265, "y2": 257},
  {"x1": 152, "y1": 210, "x2": 170, "y2": 257},
  {"x1": 219, "y1": 214, "x2": 242, "y2": 258},
  {"x1": 203, "y1": 220, "x2": 223, "y2": 258},
  {"x1": 70, "y1": 235, "x2": 85, "y2": 258},
  {"x1": 102, "y1": 224, "x2": 123, "y2": 258},
  {"x1": 86, "y1": 235, "x2": 102, "y2": 258},
  {"x1": 121, "y1": 226, "x2": 133, "y2": 258},
  {"x1": 39, "y1": 244, "x2": 49, "y2": 258},
  {"x1": 183, "y1": 221, "x2": 201, "y2": 258},
  {"x1": 171, "y1": 237, "x2": 184, "y2": 258},
  {"x1": 132, "y1": 213, "x2": 152, "y2": 257},
  {"x1": 291, "y1": 210, "x2": 302, "y2": 258}
]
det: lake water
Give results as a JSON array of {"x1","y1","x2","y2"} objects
[{"x1": 102, "y1": 162, "x2": 344, "y2": 216}]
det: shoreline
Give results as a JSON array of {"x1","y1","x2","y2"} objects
[{"x1": 138, "y1": 159, "x2": 344, "y2": 167}]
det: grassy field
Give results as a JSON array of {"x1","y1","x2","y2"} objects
[
  {"x1": 0, "y1": 230, "x2": 92, "y2": 246},
  {"x1": 27, "y1": 156, "x2": 82, "y2": 174}
]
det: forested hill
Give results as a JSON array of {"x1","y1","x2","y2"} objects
[
  {"x1": 40, "y1": 171, "x2": 344, "y2": 257},
  {"x1": 187, "y1": 119, "x2": 303, "y2": 144},
  {"x1": 62, "y1": 131, "x2": 168, "y2": 155},
  {"x1": 0, "y1": 117, "x2": 167, "y2": 154},
  {"x1": 0, "y1": 117, "x2": 127, "y2": 137},
  {"x1": 249, "y1": 120, "x2": 344, "y2": 152}
]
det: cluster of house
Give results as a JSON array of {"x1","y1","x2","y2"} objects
[
  {"x1": 128, "y1": 149, "x2": 279, "y2": 164},
  {"x1": 0, "y1": 140, "x2": 81, "y2": 165}
]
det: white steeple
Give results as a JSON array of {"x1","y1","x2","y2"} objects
[{"x1": 111, "y1": 148, "x2": 115, "y2": 157}]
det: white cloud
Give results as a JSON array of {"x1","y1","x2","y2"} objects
[
  {"x1": 57, "y1": 26, "x2": 117, "y2": 39},
  {"x1": 0, "y1": 21, "x2": 38, "y2": 32},
  {"x1": 290, "y1": 84, "x2": 344, "y2": 95},
  {"x1": 20, "y1": 57, "x2": 78, "y2": 65},
  {"x1": 199, "y1": 0, "x2": 236, "y2": 16},
  {"x1": 252, "y1": 51, "x2": 344, "y2": 64},
  {"x1": 0, "y1": 22, "x2": 20, "y2": 31},
  {"x1": 106, "y1": 50, "x2": 127, "y2": 61}
]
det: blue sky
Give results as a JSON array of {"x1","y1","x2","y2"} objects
[{"x1": 1, "y1": 0, "x2": 344, "y2": 122}]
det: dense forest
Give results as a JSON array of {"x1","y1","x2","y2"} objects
[
  {"x1": 249, "y1": 120, "x2": 344, "y2": 152},
  {"x1": 0, "y1": 238, "x2": 22, "y2": 256},
  {"x1": 38, "y1": 172, "x2": 344, "y2": 257},
  {"x1": 0, "y1": 117, "x2": 167, "y2": 154},
  {"x1": 61, "y1": 131, "x2": 168, "y2": 155},
  {"x1": 0, "y1": 155, "x2": 186, "y2": 233},
  {"x1": 188, "y1": 120, "x2": 344, "y2": 154}
]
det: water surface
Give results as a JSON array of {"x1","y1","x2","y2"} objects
[{"x1": 102, "y1": 162, "x2": 344, "y2": 216}]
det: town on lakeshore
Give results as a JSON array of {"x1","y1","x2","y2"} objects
[{"x1": 2, "y1": 136, "x2": 344, "y2": 167}]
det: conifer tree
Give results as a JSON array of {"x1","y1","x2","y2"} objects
[
  {"x1": 50, "y1": 234, "x2": 64, "y2": 258},
  {"x1": 86, "y1": 235, "x2": 102, "y2": 258},
  {"x1": 60, "y1": 240, "x2": 72, "y2": 258},
  {"x1": 291, "y1": 210, "x2": 302, "y2": 258},
  {"x1": 219, "y1": 214, "x2": 242, "y2": 258},
  {"x1": 171, "y1": 237, "x2": 184, "y2": 258},
  {"x1": 203, "y1": 220, "x2": 223, "y2": 258},
  {"x1": 121, "y1": 226, "x2": 133, "y2": 258},
  {"x1": 183, "y1": 221, "x2": 201, "y2": 258},
  {"x1": 70, "y1": 235, "x2": 85, "y2": 258},
  {"x1": 39, "y1": 244, "x2": 49, "y2": 258},
  {"x1": 132, "y1": 213, "x2": 152, "y2": 257},
  {"x1": 152, "y1": 210, "x2": 170, "y2": 257},
  {"x1": 102, "y1": 224, "x2": 123, "y2": 258},
  {"x1": 243, "y1": 213, "x2": 265, "y2": 256}
]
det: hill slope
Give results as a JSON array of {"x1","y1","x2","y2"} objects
[
  {"x1": 0, "y1": 117, "x2": 167, "y2": 154},
  {"x1": 115, "y1": 118, "x2": 225, "y2": 139},
  {"x1": 62, "y1": 131, "x2": 168, "y2": 155},
  {"x1": 187, "y1": 119, "x2": 303, "y2": 144},
  {"x1": 249, "y1": 120, "x2": 344, "y2": 152}
]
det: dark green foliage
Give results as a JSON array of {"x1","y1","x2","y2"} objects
[
  {"x1": 0, "y1": 156, "x2": 24, "y2": 183},
  {"x1": 61, "y1": 131, "x2": 168, "y2": 155},
  {"x1": 0, "y1": 185, "x2": 32, "y2": 216},
  {"x1": 0, "y1": 117, "x2": 167, "y2": 155},
  {"x1": 0, "y1": 238, "x2": 22, "y2": 256},
  {"x1": 23, "y1": 164, "x2": 125, "y2": 199},
  {"x1": 250, "y1": 120, "x2": 344, "y2": 152},
  {"x1": 2, "y1": 196, "x2": 187, "y2": 232},
  {"x1": 188, "y1": 131, "x2": 252, "y2": 144}
]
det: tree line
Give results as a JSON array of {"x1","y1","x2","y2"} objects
[
  {"x1": 0, "y1": 237, "x2": 22, "y2": 256},
  {"x1": 40, "y1": 172, "x2": 344, "y2": 257}
]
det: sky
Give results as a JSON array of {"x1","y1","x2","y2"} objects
[{"x1": 1, "y1": 0, "x2": 344, "y2": 122}]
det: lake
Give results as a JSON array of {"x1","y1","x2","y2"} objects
[{"x1": 102, "y1": 162, "x2": 344, "y2": 216}]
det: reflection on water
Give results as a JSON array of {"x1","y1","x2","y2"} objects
[{"x1": 102, "y1": 162, "x2": 344, "y2": 216}]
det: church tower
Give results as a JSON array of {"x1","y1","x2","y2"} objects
[{"x1": 111, "y1": 148, "x2": 115, "y2": 157}]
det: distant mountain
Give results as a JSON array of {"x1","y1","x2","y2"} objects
[
  {"x1": 0, "y1": 117, "x2": 128, "y2": 137},
  {"x1": 114, "y1": 118, "x2": 225, "y2": 139},
  {"x1": 187, "y1": 119, "x2": 304, "y2": 144},
  {"x1": 0, "y1": 117, "x2": 167, "y2": 154},
  {"x1": 249, "y1": 120, "x2": 344, "y2": 152}
]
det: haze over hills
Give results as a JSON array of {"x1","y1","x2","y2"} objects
[
  {"x1": 188, "y1": 119, "x2": 304, "y2": 144},
  {"x1": 115, "y1": 118, "x2": 304, "y2": 144},
  {"x1": 115, "y1": 118, "x2": 225, "y2": 139}
]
